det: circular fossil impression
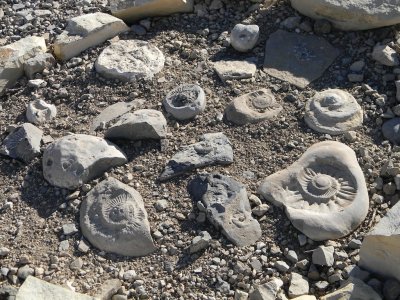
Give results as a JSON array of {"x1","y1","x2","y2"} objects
[
  {"x1": 305, "y1": 89, "x2": 363, "y2": 135},
  {"x1": 26, "y1": 99, "x2": 57, "y2": 124},
  {"x1": 163, "y1": 84, "x2": 206, "y2": 120},
  {"x1": 258, "y1": 141, "x2": 369, "y2": 241},
  {"x1": 225, "y1": 89, "x2": 283, "y2": 125},
  {"x1": 80, "y1": 178, "x2": 155, "y2": 257}
]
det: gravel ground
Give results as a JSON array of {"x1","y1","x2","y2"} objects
[{"x1": 1, "y1": 0, "x2": 400, "y2": 299}]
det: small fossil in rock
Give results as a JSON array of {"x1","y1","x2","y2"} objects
[{"x1": 26, "y1": 99, "x2": 57, "y2": 124}]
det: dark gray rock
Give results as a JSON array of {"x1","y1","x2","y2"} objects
[
  {"x1": 159, "y1": 132, "x2": 233, "y2": 181},
  {"x1": 383, "y1": 279, "x2": 400, "y2": 300},
  {"x1": 188, "y1": 174, "x2": 261, "y2": 247},
  {"x1": 382, "y1": 117, "x2": 400, "y2": 144}
]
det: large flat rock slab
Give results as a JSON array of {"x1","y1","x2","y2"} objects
[
  {"x1": 291, "y1": 0, "x2": 400, "y2": 31},
  {"x1": 54, "y1": 12, "x2": 129, "y2": 60},
  {"x1": 359, "y1": 201, "x2": 400, "y2": 281},
  {"x1": 109, "y1": 0, "x2": 194, "y2": 23},
  {"x1": 263, "y1": 30, "x2": 339, "y2": 89},
  {"x1": 16, "y1": 276, "x2": 97, "y2": 300}
]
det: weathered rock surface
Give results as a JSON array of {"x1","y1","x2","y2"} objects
[
  {"x1": 109, "y1": 0, "x2": 194, "y2": 23},
  {"x1": 305, "y1": 89, "x2": 363, "y2": 135},
  {"x1": 320, "y1": 277, "x2": 382, "y2": 300},
  {"x1": 105, "y1": 109, "x2": 167, "y2": 140},
  {"x1": 189, "y1": 174, "x2": 262, "y2": 247},
  {"x1": 249, "y1": 278, "x2": 283, "y2": 300},
  {"x1": 0, "y1": 123, "x2": 43, "y2": 163},
  {"x1": 263, "y1": 30, "x2": 339, "y2": 89},
  {"x1": 23, "y1": 53, "x2": 55, "y2": 79},
  {"x1": 163, "y1": 84, "x2": 206, "y2": 120},
  {"x1": 54, "y1": 12, "x2": 129, "y2": 60},
  {"x1": 359, "y1": 200, "x2": 400, "y2": 281},
  {"x1": 230, "y1": 23, "x2": 259, "y2": 52},
  {"x1": 159, "y1": 132, "x2": 233, "y2": 181},
  {"x1": 372, "y1": 44, "x2": 399, "y2": 67},
  {"x1": 0, "y1": 36, "x2": 47, "y2": 94},
  {"x1": 80, "y1": 177, "x2": 156, "y2": 257},
  {"x1": 214, "y1": 59, "x2": 257, "y2": 82},
  {"x1": 258, "y1": 141, "x2": 369, "y2": 241},
  {"x1": 225, "y1": 89, "x2": 282, "y2": 125},
  {"x1": 290, "y1": 0, "x2": 400, "y2": 31},
  {"x1": 289, "y1": 272, "x2": 309, "y2": 298},
  {"x1": 94, "y1": 279, "x2": 122, "y2": 300},
  {"x1": 26, "y1": 99, "x2": 57, "y2": 124},
  {"x1": 95, "y1": 40, "x2": 165, "y2": 81},
  {"x1": 16, "y1": 276, "x2": 96, "y2": 300},
  {"x1": 42, "y1": 134, "x2": 127, "y2": 189},
  {"x1": 189, "y1": 231, "x2": 212, "y2": 253},
  {"x1": 90, "y1": 99, "x2": 145, "y2": 132},
  {"x1": 312, "y1": 245, "x2": 334, "y2": 266},
  {"x1": 382, "y1": 117, "x2": 400, "y2": 144}
]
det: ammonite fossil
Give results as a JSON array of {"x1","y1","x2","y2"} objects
[
  {"x1": 225, "y1": 89, "x2": 282, "y2": 125},
  {"x1": 258, "y1": 141, "x2": 368, "y2": 240},
  {"x1": 80, "y1": 177, "x2": 155, "y2": 257},
  {"x1": 163, "y1": 84, "x2": 206, "y2": 120},
  {"x1": 305, "y1": 89, "x2": 363, "y2": 135}
]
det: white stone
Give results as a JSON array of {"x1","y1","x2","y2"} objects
[
  {"x1": 80, "y1": 177, "x2": 156, "y2": 257},
  {"x1": 54, "y1": 12, "x2": 129, "y2": 60},
  {"x1": 290, "y1": 0, "x2": 400, "y2": 31},
  {"x1": 26, "y1": 99, "x2": 57, "y2": 124},
  {"x1": 42, "y1": 134, "x2": 127, "y2": 189},
  {"x1": 372, "y1": 44, "x2": 399, "y2": 67},
  {"x1": 95, "y1": 40, "x2": 164, "y2": 81},
  {"x1": 359, "y1": 200, "x2": 400, "y2": 281},
  {"x1": 289, "y1": 272, "x2": 309, "y2": 298},
  {"x1": 395, "y1": 80, "x2": 400, "y2": 102},
  {"x1": 16, "y1": 276, "x2": 96, "y2": 300},
  {"x1": 109, "y1": 0, "x2": 194, "y2": 23},
  {"x1": 214, "y1": 59, "x2": 257, "y2": 82},
  {"x1": 305, "y1": 89, "x2": 363, "y2": 135},
  {"x1": 0, "y1": 36, "x2": 47, "y2": 94},
  {"x1": 258, "y1": 141, "x2": 369, "y2": 241},
  {"x1": 249, "y1": 278, "x2": 283, "y2": 300},
  {"x1": 105, "y1": 109, "x2": 167, "y2": 140},
  {"x1": 230, "y1": 23, "x2": 259, "y2": 52}
]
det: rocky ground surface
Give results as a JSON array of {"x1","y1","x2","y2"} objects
[{"x1": 0, "y1": 0, "x2": 400, "y2": 299}]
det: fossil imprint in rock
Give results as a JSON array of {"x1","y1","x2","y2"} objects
[
  {"x1": 305, "y1": 89, "x2": 363, "y2": 135},
  {"x1": 258, "y1": 141, "x2": 369, "y2": 240},
  {"x1": 80, "y1": 177, "x2": 156, "y2": 257}
]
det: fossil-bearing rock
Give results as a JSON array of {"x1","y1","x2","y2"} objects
[
  {"x1": 305, "y1": 89, "x2": 363, "y2": 135},
  {"x1": 188, "y1": 174, "x2": 261, "y2": 247},
  {"x1": 163, "y1": 84, "x2": 206, "y2": 120},
  {"x1": 230, "y1": 23, "x2": 259, "y2": 52},
  {"x1": 26, "y1": 99, "x2": 57, "y2": 124},
  {"x1": 80, "y1": 177, "x2": 156, "y2": 257},
  {"x1": 43, "y1": 134, "x2": 127, "y2": 189},
  {"x1": 225, "y1": 89, "x2": 282, "y2": 125},
  {"x1": 258, "y1": 141, "x2": 369, "y2": 241}
]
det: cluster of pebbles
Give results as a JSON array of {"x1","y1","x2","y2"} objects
[{"x1": 1, "y1": 0, "x2": 400, "y2": 300}]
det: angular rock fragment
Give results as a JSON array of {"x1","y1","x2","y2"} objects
[
  {"x1": 94, "y1": 279, "x2": 122, "y2": 300},
  {"x1": 214, "y1": 59, "x2": 257, "y2": 82},
  {"x1": 230, "y1": 24, "x2": 259, "y2": 52},
  {"x1": 396, "y1": 80, "x2": 400, "y2": 102},
  {"x1": 225, "y1": 89, "x2": 282, "y2": 125},
  {"x1": 163, "y1": 84, "x2": 206, "y2": 120},
  {"x1": 263, "y1": 30, "x2": 339, "y2": 89},
  {"x1": 90, "y1": 99, "x2": 145, "y2": 132},
  {"x1": 189, "y1": 231, "x2": 212, "y2": 253},
  {"x1": 290, "y1": 0, "x2": 400, "y2": 31},
  {"x1": 305, "y1": 89, "x2": 363, "y2": 135},
  {"x1": 105, "y1": 109, "x2": 167, "y2": 140},
  {"x1": 95, "y1": 40, "x2": 164, "y2": 82},
  {"x1": 258, "y1": 141, "x2": 369, "y2": 241},
  {"x1": 382, "y1": 117, "x2": 400, "y2": 144},
  {"x1": 0, "y1": 36, "x2": 47, "y2": 94},
  {"x1": 372, "y1": 44, "x2": 399, "y2": 67},
  {"x1": 109, "y1": 0, "x2": 194, "y2": 23},
  {"x1": 16, "y1": 276, "x2": 96, "y2": 300},
  {"x1": 188, "y1": 174, "x2": 262, "y2": 247},
  {"x1": 54, "y1": 12, "x2": 129, "y2": 60},
  {"x1": 320, "y1": 277, "x2": 382, "y2": 300},
  {"x1": 42, "y1": 134, "x2": 127, "y2": 189},
  {"x1": 0, "y1": 123, "x2": 43, "y2": 163},
  {"x1": 24, "y1": 53, "x2": 56, "y2": 78},
  {"x1": 159, "y1": 132, "x2": 233, "y2": 181},
  {"x1": 26, "y1": 99, "x2": 57, "y2": 124},
  {"x1": 249, "y1": 278, "x2": 283, "y2": 300},
  {"x1": 289, "y1": 272, "x2": 310, "y2": 298},
  {"x1": 359, "y1": 200, "x2": 400, "y2": 281},
  {"x1": 312, "y1": 245, "x2": 334, "y2": 266},
  {"x1": 80, "y1": 178, "x2": 156, "y2": 257}
]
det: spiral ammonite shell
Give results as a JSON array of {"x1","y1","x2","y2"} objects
[
  {"x1": 305, "y1": 89, "x2": 363, "y2": 135},
  {"x1": 258, "y1": 141, "x2": 369, "y2": 241},
  {"x1": 80, "y1": 178, "x2": 155, "y2": 257}
]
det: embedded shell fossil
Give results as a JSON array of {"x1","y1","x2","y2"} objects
[
  {"x1": 258, "y1": 141, "x2": 369, "y2": 240},
  {"x1": 80, "y1": 177, "x2": 156, "y2": 257},
  {"x1": 304, "y1": 89, "x2": 363, "y2": 135}
]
